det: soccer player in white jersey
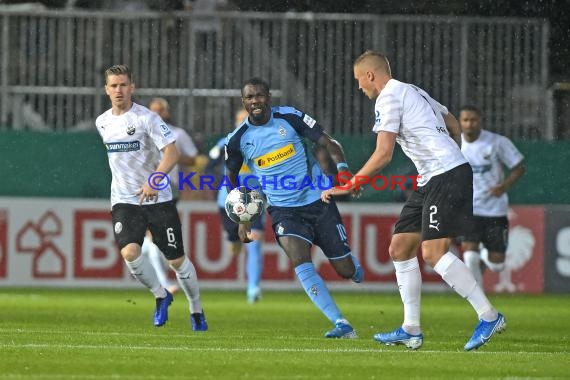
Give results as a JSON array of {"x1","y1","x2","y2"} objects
[
  {"x1": 141, "y1": 97, "x2": 199, "y2": 294},
  {"x1": 96, "y1": 65, "x2": 207, "y2": 331},
  {"x1": 459, "y1": 105, "x2": 525, "y2": 285},
  {"x1": 322, "y1": 50, "x2": 505, "y2": 351}
]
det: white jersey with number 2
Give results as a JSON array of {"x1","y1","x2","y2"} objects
[{"x1": 372, "y1": 79, "x2": 466, "y2": 186}]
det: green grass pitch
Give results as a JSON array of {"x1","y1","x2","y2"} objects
[{"x1": 0, "y1": 289, "x2": 568, "y2": 379}]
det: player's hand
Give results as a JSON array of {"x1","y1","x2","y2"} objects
[
  {"x1": 321, "y1": 186, "x2": 349, "y2": 203},
  {"x1": 488, "y1": 184, "x2": 506, "y2": 197},
  {"x1": 322, "y1": 169, "x2": 362, "y2": 203},
  {"x1": 137, "y1": 183, "x2": 159, "y2": 204},
  {"x1": 238, "y1": 223, "x2": 254, "y2": 243}
]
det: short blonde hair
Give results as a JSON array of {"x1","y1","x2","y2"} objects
[
  {"x1": 354, "y1": 50, "x2": 391, "y2": 76},
  {"x1": 104, "y1": 64, "x2": 133, "y2": 84}
]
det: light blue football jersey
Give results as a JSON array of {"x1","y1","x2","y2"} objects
[{"x1": 225, "y1": 106, "x2": 332, "y2": 207}]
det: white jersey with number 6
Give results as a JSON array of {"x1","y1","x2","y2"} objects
[{"x1": 96, "y1": 103, "x2": 176, "y2": 207}]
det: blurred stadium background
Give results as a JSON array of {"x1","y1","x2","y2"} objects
[{"x1": 0, "y1": 0, "x2": 569, "y2": 293}]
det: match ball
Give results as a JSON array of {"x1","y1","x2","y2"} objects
[{"x1": 224, "y1": 186, "x2": 264, "y2": 224}]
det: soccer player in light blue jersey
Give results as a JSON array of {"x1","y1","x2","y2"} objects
[
  {"x1": 225, "y1": 77, "x2": 363, "y2": 339},
  {"x1": 206, "y1": 108, "x2": 266, "y2": 303}
]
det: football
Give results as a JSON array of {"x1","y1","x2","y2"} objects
[{"x1": 224, "y1": 186, "x2": 265, "y2": 224}]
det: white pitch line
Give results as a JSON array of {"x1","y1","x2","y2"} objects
[{"x1": 0, "y1": 343, "x2": 567, "y2": 356}]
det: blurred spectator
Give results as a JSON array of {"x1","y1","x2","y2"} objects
[{"x1": 6, "y1": 95, "x2": 49, "y2": 131}]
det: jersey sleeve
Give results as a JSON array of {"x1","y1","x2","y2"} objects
[
  {"x1": 373, "y1": 92, "x2": 402, "y2": 133},
  {"x1": 274, "y1": 107, "x2": 324, "y2": 142},
  {"x1": 497, "y1": 135, "x2": 524, "y2": 169},
  {"x1": 95, "y1": 114, "x2": 104, "y2": 138},
  {"x1": 147, "y1": 113, "x2": 176, "y2": 151},
  {"x1": 225, "y1": 131, "x2": 245, "y2": 174}
]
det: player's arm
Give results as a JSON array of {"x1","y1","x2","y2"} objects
[
  {"x1": 137, "y1": 142, "x2": 180, "y2": 204},
  {"x1": 489, "y1": 161, "x2": 526, "y2": 197},
  {"x1": 316, "y1": 132, "x2": 348, "y2": 167},
  {"x1": 225, "y1": 146, "x2": 242, "y2": 189},
  {"x1": 443, "y1": 112, "x2": 462, "y2": 147},
  {"x1": 321, "y1": 131, "x2": 397, "y2": 202},
  {"x1": 316, "y1": 133, "x2": 361, "y2": 198},
  {"x1": 157, "y1": 142, "x2": 180, "y2": 176},
  {"x1": 227, "y1": 167, "x2": 239, "y2": 188}
]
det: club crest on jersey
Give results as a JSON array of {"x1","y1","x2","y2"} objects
[
  {"x1": 483, "y1": 147, "x2": 493, "y2": 160},
  {"x1": 126, "y1": 125, "x2": 136, "y2": 135},
  {"x1": 278, "y1": 126, "x2": 286, "y2": 137}
]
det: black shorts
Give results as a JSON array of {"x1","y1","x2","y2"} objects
[
  {"x1": 461, "y1": 215, "x2": 509, "y2": 253},
  {"x1": 267, "y1": 199, "x2": 351, "y2": 260},
  {"x1": 219, "y1": 207, "x2": 265, "y2": 242},
  {"x1": 111, "y1": 201, "x2": 185, "y2": 260},
  {"x1": 394, "y1": 163, "x2": 473, "y2": 240}
]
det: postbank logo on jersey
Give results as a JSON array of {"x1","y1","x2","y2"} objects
[
  {"x1": 254, "y1": 143, "x2": 295, "y2": 169},
  {"x1": 105, "y1": 141, "x2": 140, "y2": 153}
]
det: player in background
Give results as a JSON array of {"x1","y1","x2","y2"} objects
[
  {"x1": 322, "y1": 51, "x2": 505, "y2": 351},
  {"x1": 96, "y1": 65, "x2": 207, "y2": 331},
  {"x1": 459, "y1": 105, "x2": 525, "y2": 285},
  {"x1": 141, "y1": 97, "x2": 199, "y2": 294},
  {"x1": 206, "y1": 108, "x2": 265, "y2": 303},
  {"x1": 225, "y1": 77, "x2": 363, "y2": 339}
]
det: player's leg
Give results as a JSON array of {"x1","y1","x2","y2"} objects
[
  {"x1": 421, "y1": 164, "x2": 505, "y2": 350},
  {"x1": 112, "y1": 203, "x2": 170, "y2": 327},
  {"x1": 373, "y1": 232, "x2": 424, "y2": 349},
  {"x1": 461, "y1": 215, "x2": 485, "y2": 285},
  {"x1": 246, "y1": 228, "x2": 263, "y2": 303},
  {"x1": 220, "y1": 207, "x2": 243, "y2": 255},
  {"x1": 480, "y1": 217, "x2": 509, "y2": 272},
  {"x1": 279, "y1": 235, "x2": 356, "y2": 339},
  {"x1": 373, "y1": 190, "x2": 424, "y2": 349},
  {"x1": 462, "y1": 242, "x2": 483, "y2": 285},
  {"x1": 143, "y1": 231, "x2": 179, "y2": 293},
  {"x1": 425, "y1": 236, "x2": 505, "y2": 350},
  {"x1": 221, "y1": 206, "x2": 259, "y2": 301},
  {"x1": 271, "y1": 203, "x2": 355, "y2": 338},
  {"x1": 313, "y1": 201, "x2": 363, "y2": 283},
  {"x1": 149, "y1": 201, "x2": 207, "y2": 331}
]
